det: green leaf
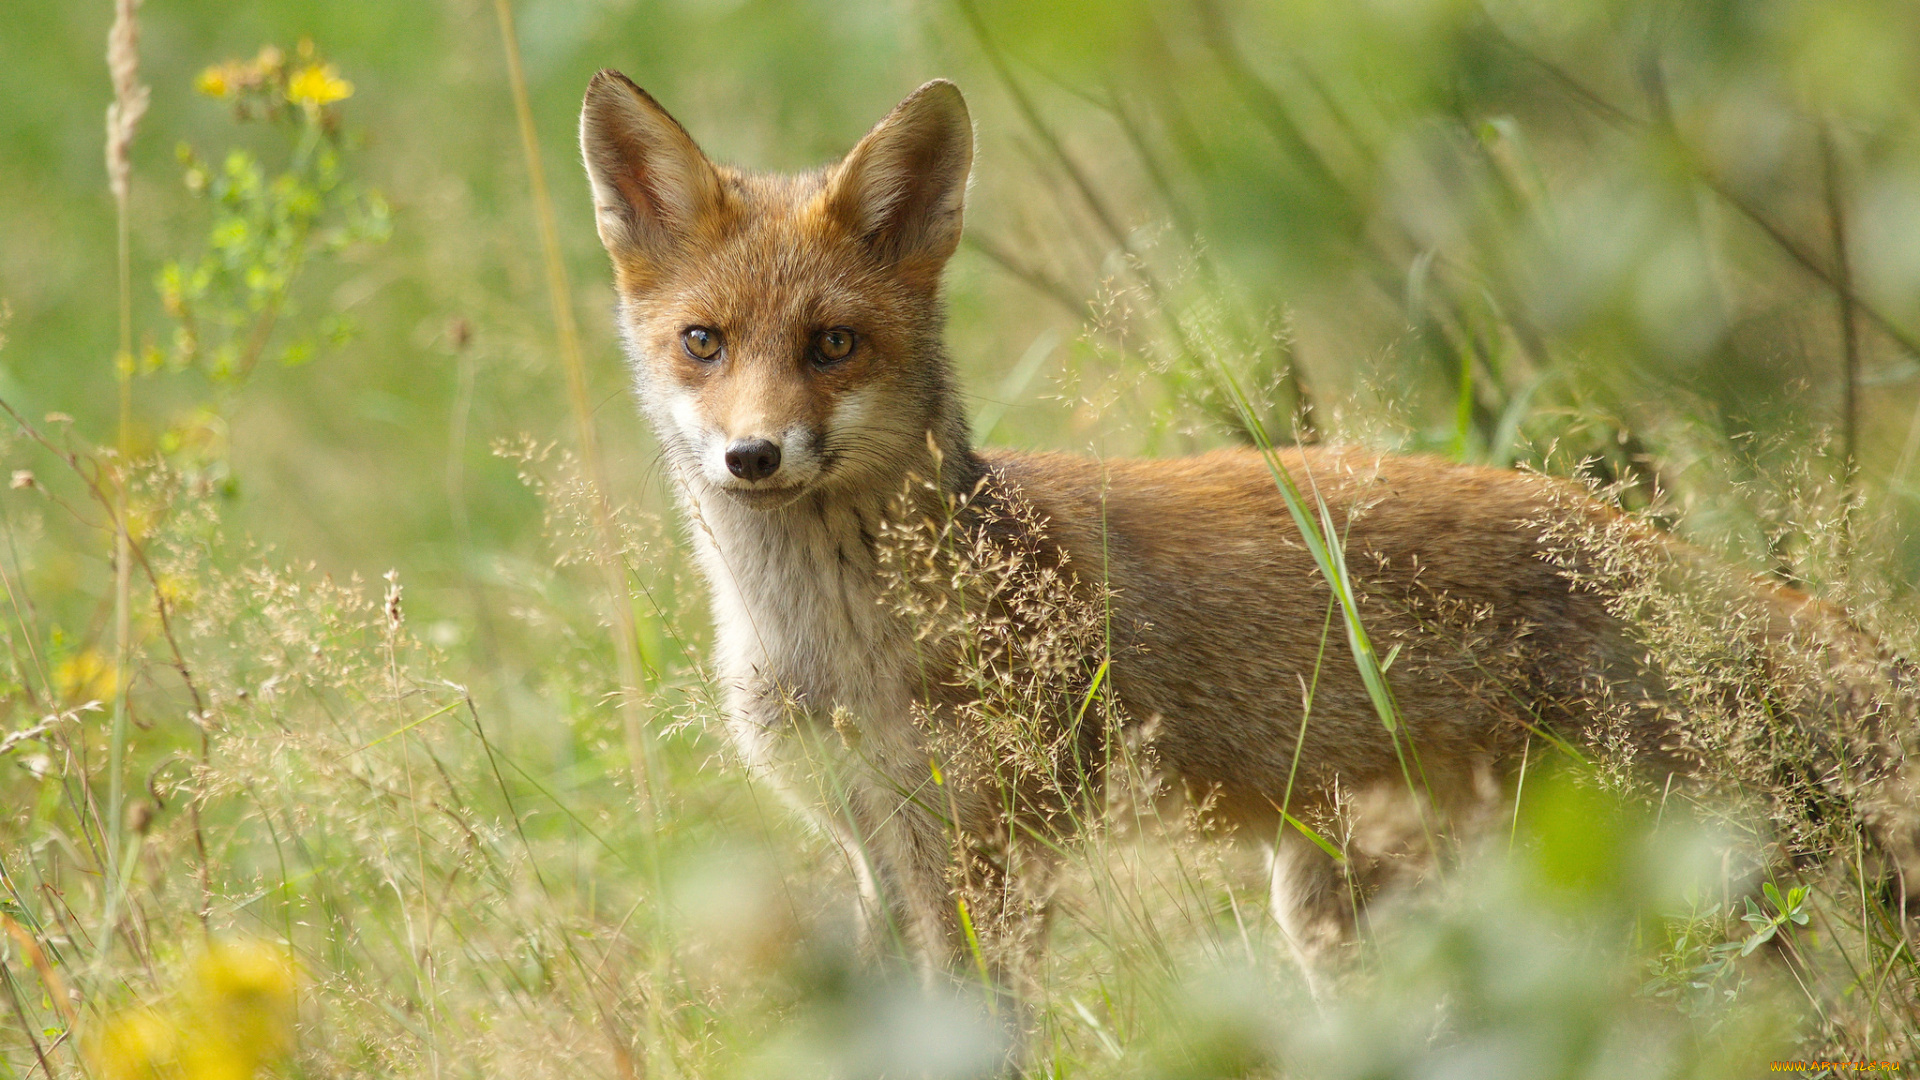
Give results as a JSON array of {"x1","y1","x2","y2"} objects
[{"x1": 1281, "y1": 811, "x2": 1346, "y2": 864}]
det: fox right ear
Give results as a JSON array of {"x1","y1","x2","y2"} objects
[{"x1": 579, "y1": 71, "x2": 723, "y2": 264}]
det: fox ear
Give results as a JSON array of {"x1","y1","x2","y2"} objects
[
  {"x1": 826, "y1": 80, "x2": 973, "y2": 273},
  {"x1": 580, "y1": 71, "x2": 723, "y2": 262}
]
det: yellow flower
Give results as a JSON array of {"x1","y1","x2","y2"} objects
[
  {"x1": 52, "y1": 648, "x2": 115, "y2": 705},
  {"x1": 193, "y1": 941, "x2": 296, "y2": 1012},
  {"x1": 183, "y1": 943, "x2": 297, "y2": 1076},
  {"x1": 88, "y1": 942, "x2": 296, "y2": 1080},
  {"x1": 89, "y1": 1007, "x2": 179, "y2": 1080},
  {"x1": 194, "y1": 65, "x2": 230, "y2": 98},
  {"x1": 286, "y1": 63, "x2": 352, "y2": 109}
]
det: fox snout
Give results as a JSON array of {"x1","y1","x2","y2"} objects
[
  {"x1": 724, "y1": 438, "x2": 781, "y2": 482},
  {"x1": 664, "y1": 386, "x2": 824, "y2": 499}
]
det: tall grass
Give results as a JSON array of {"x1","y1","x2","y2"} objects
[{"x1": 3, "y1": 0, "x2": 1920, "y2": 1077}]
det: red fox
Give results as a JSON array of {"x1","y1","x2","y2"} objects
[{"x1": 578, "y1": 74, "x2": 1914, "y2": 988}]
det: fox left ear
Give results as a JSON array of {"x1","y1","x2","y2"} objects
[
  {"x1": 826, "y1": 80, "x2": 973, "y2": 274},
  {"x1": 579, "y1": 70, "x2": 724, "y2": 267}
]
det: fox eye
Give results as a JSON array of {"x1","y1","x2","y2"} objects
[
  {"x1": 683, "y1": 326, "x2": 722, "y2": 361},
  {"x1": 815, "y1": 328, "x2": 855, "y2": 363}
]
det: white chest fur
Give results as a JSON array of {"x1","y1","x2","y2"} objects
[{"x1": 683, "y1": 489, "x2": 922, "y2": 775}]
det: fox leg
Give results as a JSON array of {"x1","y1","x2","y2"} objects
[
  {"x1": 852, "y1": 771, "x2": 1045, "y2": 1063},
  {"x1": 843, "y1": 776, "x2": 967, "y2": 978},
  {"x1": 814, "y1": 810, "x2": 891, "y2": 954},
  {"x1": 1266, "y1": 830, "x2": 1357, "y2": 994}
]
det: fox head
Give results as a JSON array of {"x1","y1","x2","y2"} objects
[{"x1": 580, "y1": 73, "x2": 975, "y2": 510}]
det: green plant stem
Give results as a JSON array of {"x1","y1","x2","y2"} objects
[
  {"x1": 105, "y1": 34, "x2": 137, "y2": 984},
  {"x1": 1, "y1": 960, "x2": 56, "y2": 1077},
  {"x1": 491, "y1": 0, "x2": 657, "y2": 816},
  {"x1": 1821, "y1": 123, "x2": 1859, "y2": 556}
]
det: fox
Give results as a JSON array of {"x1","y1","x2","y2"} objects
[{"x1": 577, "y1": 72, "x2": 1916, "y2": 993}]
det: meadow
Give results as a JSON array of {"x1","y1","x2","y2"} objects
[{"x1": 3, "y1": 0, "x2": 1920, "y2": 1076}]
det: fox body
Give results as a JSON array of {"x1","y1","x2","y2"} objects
[{"x1": 579, "y1": 74, "x2": 1907, "y2": 982}]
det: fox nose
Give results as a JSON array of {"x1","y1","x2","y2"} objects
[{"x1": 725, "y1": 439, "x2": 782, "y2": 481}]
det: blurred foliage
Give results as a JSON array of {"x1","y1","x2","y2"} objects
[
  {"x1": 1143, "y1": 773, "x2": 1798, "y2": 1080},
  {"x1": 1, "y1": 0, "x2": 1919, "y2": 1076}
]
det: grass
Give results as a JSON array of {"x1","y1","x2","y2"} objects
[{"x1": 4, "y1": 0, "x2": 1920, "y2": 1077}]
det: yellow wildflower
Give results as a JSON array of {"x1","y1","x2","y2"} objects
[
  {"x1": 90, "y1": 1007, "x2": 178, "y2": 1080},
  {"x1": 194, "y1": 65, "x2": 229, "y2": 98},
  {"x1": 52, "y1": 648, "x2": 115, "y2": 705},
  {"x1": 89, "y1": 942, "x2": 296, "y2": 1080},
  {"x1": 287, "y1": 63, "x2": 351, "y2": 109},
  {"x1": 183, "y1": 942, "x2": 297, "y2": 1076}
]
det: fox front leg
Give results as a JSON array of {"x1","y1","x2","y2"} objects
[
  {"x1": 836, "y1": 770, "x2": 970, "y2": 977},
  {"x1": 847, "y1": 772, "x2": 1044, "y2": 1070}
]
